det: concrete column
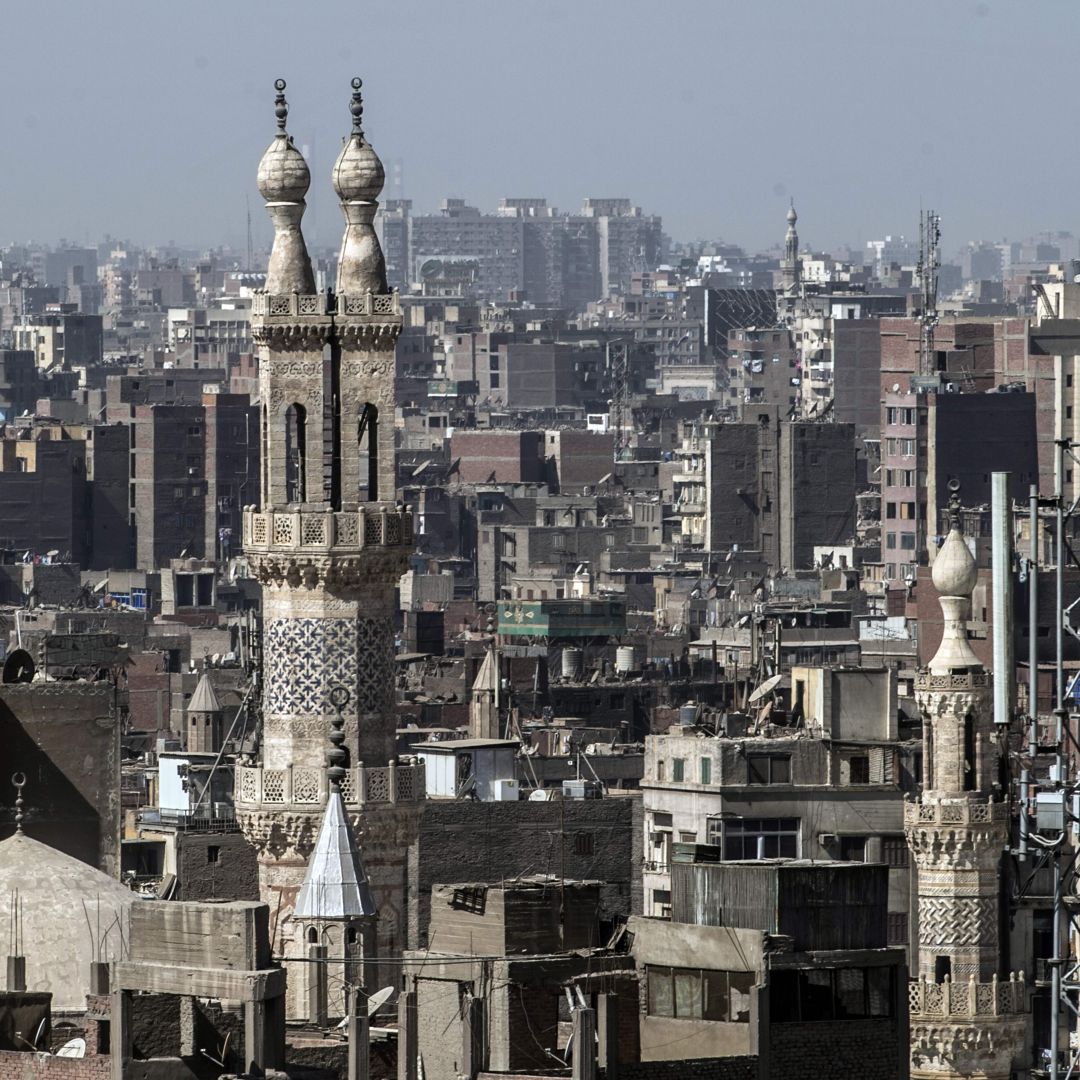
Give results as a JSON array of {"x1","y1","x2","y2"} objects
[
  {"x1": 6, "y1": 955, "x2": 25, "y2": 992},
  {"x1": 110, "y1": 989, "x2": 132, "y2": 1080},
  {"x1": 461, "y1": 994, "x2": 485, "y2": 1079},
  {"x1": 347, "y1": 986, "x2": 370, "y2": 1080},
  {"x1": 397, "y1": 987, "x2": 417, "y2": 1080},
  {"x1": 179, "y1": 996, "x2": 197, "y2": 1058},
  {"x1": 572, "y1": 1006, "x2": 597, "y2": 1080},
  {"x1": 596, "y1": 993, "x2": 618, "y2": 1078},
  {"x1": 308, "y1": 943, "x2": 328, "y2": 1027}
]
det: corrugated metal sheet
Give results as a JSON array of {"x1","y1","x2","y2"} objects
[{"x1": 672, "y1": 862, "x2": 888, "y2": 951}]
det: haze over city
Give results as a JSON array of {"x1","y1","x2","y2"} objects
[{"x1": 2, "y1": 0, "x2": 1077, "y2": 252}]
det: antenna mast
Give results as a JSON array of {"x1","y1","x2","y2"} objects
[
  {"x1": 917, "y1": 209, "x2": 940, "y2": 377},
  {"x1": 245, "y1": 194, "x2": 254, "y2": 273}
]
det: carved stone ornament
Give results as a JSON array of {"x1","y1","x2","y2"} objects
[{"x1": 248, "y1": 549, "x2": 409, "y2": 592}]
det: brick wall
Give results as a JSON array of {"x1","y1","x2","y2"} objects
[
  {"x1": 768, "y1": 1019, "x2": 900, "y2": 1080},
  {"x1": 0, "y1": 1052, "x2": 109, "y2": 1080},
  {"x1": 175, "y1": 831, "x2": 259, "y2": 902},
  {"x1": 618, "y1": 1058, "x2": 758, "y2": 1080}
]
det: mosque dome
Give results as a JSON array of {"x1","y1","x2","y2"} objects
[
  {"x1": 256, "y1": 79, "x2": 311, "y2": 204},
  {"x1": 931, "y1": 524, "x2": 977, "y2": 598},
  {"x1": 0, "y1": 831, "x2": 136, "y2": 1010},
  {"x1": 332, "y1": 78, "x2": 384, "y2": 204}
]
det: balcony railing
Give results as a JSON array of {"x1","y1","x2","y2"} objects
[
  {"x1": 909, "y1": 973, "x2": 1026, "y2": 1019},
  {"x1": 251, "y1": 292, "x2": 402, "y2": 319},
  {"x1": 904, "y1": 798, "x2": 1006, "y2": 828},
  {"x1": 235, "y1": 761, "x2": 425, "y2": 810},
  {"x1": 242, "y1": 506, "x2": 413, "y2": 552}
]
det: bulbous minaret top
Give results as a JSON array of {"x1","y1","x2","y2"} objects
[
  {"x1": 333, "y1": 77, "x2": 388, "y2": 296},
  {"x1": 928, "y1": 481, "x2": 982, "y2": 675},
  {"x1": 257, "y1": 79, "x2": 316, "y2": 295}
]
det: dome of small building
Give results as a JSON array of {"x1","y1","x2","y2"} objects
[
  {"x1": 0, "y1": 831, "x2": 135, "y2": 1010},
  {"x1": 257, "y1": 136, "x2": 311, "y2": 204},
  {"x1": 931, "y1": 525, "x2": 977, "y2": 598}
]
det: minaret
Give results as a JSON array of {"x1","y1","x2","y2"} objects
[
  {"x1": 906, "y1": 484, "x2": 1026, "y2": 1079},
  {"x1": 186, "y1": 672, "x2": 222, "y2": 754},
  {"x1": 469, "y1": 647, "x2": 499, "y2": 740},
  {"x1": 235, "y1": 79, "x2": 424, "y2": 1009},
  {"x1": 292, "y1": 695, "x2": 378, "y2": 1022},
  {"x1": 781, "y1": 201, "x2": 801, "y2": 296}
]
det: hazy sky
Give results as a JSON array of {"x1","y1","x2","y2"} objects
[{"x1": 1, "y1": 0, "x2": 1076, "y2": 257}]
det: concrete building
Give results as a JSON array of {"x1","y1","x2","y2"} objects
[
  {"x1": 631, "y1": 860, "x2": 909, "y2": 1079},
  {"x1": 641, "y1": 664, "x2": 916, "y2": 949}
]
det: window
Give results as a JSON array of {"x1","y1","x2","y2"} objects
[
  {"x1": 900, "y1": 533, "x2": 916, "y2": 550},
  {"x1": 886, "y1": 533, "x2": 897, "y2": 550},
  {"x1": 885, "y1": 502, "x2": 896, "y2": 519},
  {"x1": 882, "y1": 836, "x2": 909, "y2": 868},
  {"x1": 490, "y1": 373, "x2": 500, "y2": 388},
  {"x1": 839, "y1": 836, "x2": 866, "y2": 862},
  {"x1": 769, "y1": 967, "x2": 893, "y2": 1022},
  {"x1": 748, "y1": 754, "x2": 791, "y2": 785},
  {"x1": 700, "y1": 757, "x2": 712, "y2": 785},
  {"x1": 575, "y1": 832, "x2": 593, "y2": 856},
  {"x1": 847, "y1": 756, "x2": 870, "y2": 784},
  {"x1": 672, "y1": 758, "x2": 685, "y2": 783},
  {"x1": 652, "y1": 889, "x2": 672, "y2": 917},
  {"x1": 719, "y1": 817, "x2": 799, "y2": 860},
  {"x1": 887, "y1": 913, "x2": 908, "y2": 945},
  {"x1": 206, "y1": 845, "x2": 221, "y2": 865},
  {"x1": 646, "y1": 966, "x2": 753, "y2": 1022}
]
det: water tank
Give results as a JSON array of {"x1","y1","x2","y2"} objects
[
  {"x1": 679, "y1": 702, "x2": 699, "y2": 725},
  {"x1": 561, "y1": 648, "x2": 583, "y2": 680},
  {"x1": 615, "y1": 646, "x2": 636, "y2": 674}
]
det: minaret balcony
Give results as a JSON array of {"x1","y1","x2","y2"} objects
[
  {"x1": 250, "y1": 290, "x2": 402, "y2": 320},
  {"x1": 915, "y1": 670, "x2": 990, "y2": 692},
  {"x1": 242, "y1": 505, "x2": 413, "y2": 555},
  {"x1": 904, "y1": 797, "x2": 1006, "y2": 829},
  {"x1": 908, "y1": 973, "x2": 1027, "y2": 1021},
  {"x1": 235, "y1": 760, "x2": 425, "y2": 812}
]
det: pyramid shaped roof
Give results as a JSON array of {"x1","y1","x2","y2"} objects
[
  {"x1": 188, "y1": 672, "x2": 222, "y2": 714},
  {"x1": 295, "y1": 790, "x2": 377, "y2": 919}
]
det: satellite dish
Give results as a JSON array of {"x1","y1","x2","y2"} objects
[
  {"x1": 3, "y1": 649, "x2": 35, "y2": 684},
  {"x1": 56, "y1": 1039, "x2": 86, "y2": 1059},
  {"x1": 892, "y1": 383, "x2": 900, "y2": 392},
  {"x1": 367, "y1": 986, "x2": 395, "y2": 1016}
]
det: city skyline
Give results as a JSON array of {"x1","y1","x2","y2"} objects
[{"x1": 1, "y1": 0, "x2": 1078, "y2": 253}]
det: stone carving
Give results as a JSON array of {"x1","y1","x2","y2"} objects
[
  {"x1": 917, "y1": 897, "x2": 997, "y2": 947},
  {"x1": 264, "y1": 617, "x2": 362, "y2": 716}
]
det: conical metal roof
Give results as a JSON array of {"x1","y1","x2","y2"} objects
[
  {"x1": 188, "y1": 672, "x2": 221, "y2": 714},
  {"x1": 294, "y1": 790, "x2": 376, "y2": 919}
]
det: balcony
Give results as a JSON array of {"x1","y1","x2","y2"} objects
[
  {"x1": 908, "y1": 973, "x2": 1026, "y2": 1020},
  {"x1": 242, "y1": 505, "x2": 413, "y2": 554},
  {"x1": 235, "y1": 761, "x2": 425, "y2": 811},
  {"x1": 904, "y1": 798, "x2": 1006, "y2": 829},
  {"x1": 251, "y1": 292, "x2": 402, "y2": 319}
]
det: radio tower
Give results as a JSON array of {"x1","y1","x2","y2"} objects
[{"x1": 917, "y1": 209, "x2": 941, "y2": 377}]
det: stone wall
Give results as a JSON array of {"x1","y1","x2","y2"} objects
[
  {"x1": 175, "y1": 832, "x2": 259, "y2": 902},
  {"x1": 408, "y1": 796, "x2": 642, "y2": 949}
]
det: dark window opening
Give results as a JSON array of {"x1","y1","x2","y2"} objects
[
  {"x1": 963, "y1": 713, "x2": 976, "y2": 791},
  {"x1": 358, "y1": 403, "x2": 379, "y2": 502},
  {"x1": 206, "y1": 845, "x2": 221, "y2": 864},
  {"x1": 285, "y1": 403, "x2": 307, "y2": 503}
]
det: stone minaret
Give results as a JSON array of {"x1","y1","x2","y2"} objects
[
  {"x1": 235, "y1": 79, "x2": 424, "y2": 1009},
  {"x1": 906, "y1": 487, "x2": 1026, "y2": 1079},
  {"x1": 781, "y1": 201, "x2": 800, "y2": 296}
]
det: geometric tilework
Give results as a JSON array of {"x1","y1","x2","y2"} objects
[
  {"x1": 917, "y1": 895, "x2": 997, "y2": 947},
  {"x1": 264, "y1": 616, "x2": 394, "y2": 718},
  {"x1": 265, "y1": 618, "x2": 360, "y2": 716},
  {"x1": 357, "y1": 617, "x2": 393, "y2": 716}
]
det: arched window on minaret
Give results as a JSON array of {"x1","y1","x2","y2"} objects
[
  {"x1": 285, "y1": 403, "x2": 307, "y2": 503},
  {"x1": 963, "y1": 713, "x2": 976, "y2": 791},
  {"x1": 261, "y1": 403, "x2": 269, "y2": 506},
  {"x1": 358, "y1": 403, "x2": 378, "y2": 502}
]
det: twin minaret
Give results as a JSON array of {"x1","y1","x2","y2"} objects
[{"x1": 235, "y1": 78, "x2": 423, "y2": 1021}]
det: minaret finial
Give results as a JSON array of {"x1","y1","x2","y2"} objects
[
  {"x1": 274, "y1": 78, "x2": 288, "y2": 135},
  {"x1": 327, "y1": 686, "x2": 350, "y2": 792},
  {"x1": 947, "y1": 477, "x2": 962, "y2": 532},
  {"x1": 11, "y1": 772, "x2": 25, "y2": 834},
  {"x1": 349, "y1": 77, "x2": 364, "y2": 139}
]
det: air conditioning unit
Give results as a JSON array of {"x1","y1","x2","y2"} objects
[
  {"x1": 493, "y1": 779, "x2": 520, "y2": 802},
  {"x1": 818, "y1": 832, "x2": 838, "y2": 846}
]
